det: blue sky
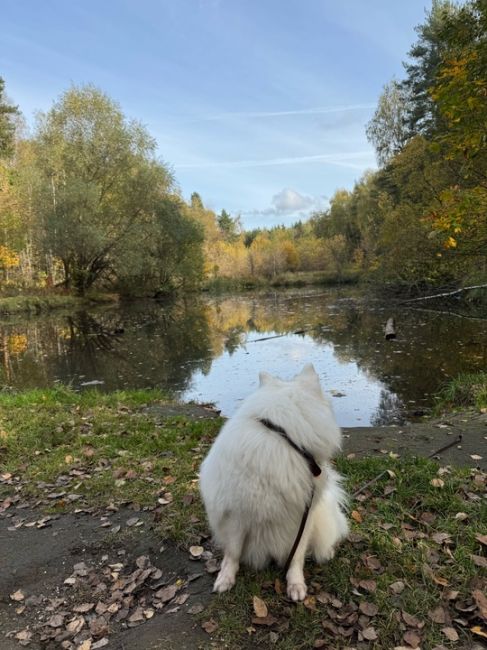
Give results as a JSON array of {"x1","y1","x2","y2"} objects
[{"x1": 1, "y1": 0, "x2": 431, "y2": 228}]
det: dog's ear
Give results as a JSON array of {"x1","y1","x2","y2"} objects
[
  {"x1": 259, "y1": 371, "x2": 274, "y2": 387},
  {"x1": 299, "y1": 363, "x2": 317, "y2": 378},
  {"x1": 297, "y1": 363, "x2": 322, "y2": 394}
]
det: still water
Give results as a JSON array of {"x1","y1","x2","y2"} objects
[{"x1": 1, "y1": 287, "x2": 486, "y2": 426}]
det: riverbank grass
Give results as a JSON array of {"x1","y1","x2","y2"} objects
[
  {"x1": 0, "y1": 389, "x2": 485, "y2": 649},
  {"x1": 435, "y1": 372, "x2": 487, "y2": 412},
  {"x1": 0, "y1": 292, "x2": 118, "y2": 315}
]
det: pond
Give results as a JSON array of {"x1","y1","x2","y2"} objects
[{"x1": 1, "y1": 287, "x2": 486, "y2": 426}]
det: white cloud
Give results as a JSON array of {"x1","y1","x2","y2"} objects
[
  {"x1": 241, "y1": 187, "x2": 328, "y2": 229},
  {"x1": 271, "y1": 188, "x2": 314, "y2": 213}
]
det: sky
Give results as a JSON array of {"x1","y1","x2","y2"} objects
[{"x1": 1, "y1": 0, "x2": 432, "y2": 229}]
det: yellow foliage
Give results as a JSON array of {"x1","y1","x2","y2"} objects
[
  {"x1": 7, "y1": 334, "x2": 28, "y2": 355},
  {"x1": 0, "y1": 245, "x2": 20, "y2": 268}
]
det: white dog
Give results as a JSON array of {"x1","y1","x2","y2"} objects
[{"x1": 199, "y1": 364, "x2": 349, "y2": 601}]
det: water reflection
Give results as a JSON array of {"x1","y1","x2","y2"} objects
[{"x1": 1, "y1": 288, "x2": 486, "y2": 426}]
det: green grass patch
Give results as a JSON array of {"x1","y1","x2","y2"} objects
[
  {"x1": 0, "y1": 387, "x2": 221, "y2": 542},
  {"x1": 0, "y1": 389, "x2": 485, "y2": 648},
  {"x1": 435, "y1": 372, "x2": 487, "y2": 412}
]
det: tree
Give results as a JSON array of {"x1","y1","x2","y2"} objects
[
  {"x1": 33, "y1": 85, "x2": 173, "y2": 294},
  {"x1": 366, "y1": 79, "x2": 410, "y2": 166},
  {"x1": 217, "y1": 209, "x2": 240, "y2": 242},
  {"x1": 401, "y1": 0, "x2": 459, "y2": 137},
  {"x1": 0, "y1": 77, "x2": 19, "y2": 159},
  {"x1": 428, "y1": 0, "x2": 487, "y2": 266},
  {"x1": 114, "y1": 196, "x2": 204, "y2": 295}
]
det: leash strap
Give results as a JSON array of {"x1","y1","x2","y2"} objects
[
  {"x1": 258, "y1": 418, "x2": 322, "y2": 477},
  {"x1": 258, "y1": 418, "x2": 321, "y2": 573}
]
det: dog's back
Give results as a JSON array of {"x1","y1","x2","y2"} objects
[{"x1": 200, "y1": 364, "x2": 346, "y2": 571}]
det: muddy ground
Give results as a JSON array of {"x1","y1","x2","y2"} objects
[{"x1": 1, "y1": 407, "x2": 485, "y2": 649}]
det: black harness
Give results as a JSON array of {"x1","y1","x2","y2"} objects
[{"x1": 258, "y1": 418, "x2": 321, "y2": 573}]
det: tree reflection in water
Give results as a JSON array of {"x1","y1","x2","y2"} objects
[{"x1": 0, "y1": 287, "x2": 486, "y2": 425}]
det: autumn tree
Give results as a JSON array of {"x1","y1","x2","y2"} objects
[
  {"x1": 32, "y1": 85, "x2": 175, "y2": 294},
  {"x1": 401, "y1": 0, "x2": 459, "y2": 137}
]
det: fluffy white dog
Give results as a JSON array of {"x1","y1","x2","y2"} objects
[{"x1": 199, "y1": 363, "x2": 349, "y2": 601}]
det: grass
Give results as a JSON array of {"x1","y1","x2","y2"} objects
[
  {"x1": 203, "y1": 270, "x2": 360, "y2": 292},
  {"x1": 435, "y1": 371, "x2": 487, "y2": 412},
  {"x1": 0, "y1": 387, "x2": 221, "y2": 542},
  {"x1": 0, "y1": 291, "x2": 118, "y2": 315},
  {"x1": 204, "y1": 456, "x2": 485, "y2": 649},
  {"x1": 0, "y1": 388, "x2": 485, "y2": 648}
]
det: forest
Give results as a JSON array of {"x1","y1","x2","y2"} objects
[{"x1": 0, "y1": 0, "x2": 485, "y2": 297}]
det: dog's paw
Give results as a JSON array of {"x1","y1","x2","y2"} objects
[
  {"x1": 213, "y1": 570, "x2": 236, "y2": 593},
  {"x1": 287, "y1": 581, "x2": 307, "y2": 602}
]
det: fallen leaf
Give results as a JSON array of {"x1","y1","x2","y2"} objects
[
  {"x1": 471, "y1": 554, "x2": 487, "y2": 568},
  {"x1": 73, "y1": 603, "x2": 95, "y2": 613},
  {"x1": 351, "y1": 510, "x2": 363, "y2": 523},
  {"x1": 402, "y1": 611, "x2": 423, "y2": 628},
  {"x1": 66, "y1": 617, "x2": 85, "y2": 634},
  {"x1": 188, "y1": 603, "x2": 205, "y2": 615},
  {"x1": 253, "y1": 595, "x2": 268, "y2": 618},
  {"x1": 10, "y1": 590, "x2": 25, "y2": 602},
  {"x1": 359, "y1": 579, "x2": 377, "y2": 593},
  {"x1": 303, "y1": 595, "x2": 317, "y2": 611},
  {"x1": 431, "y1": 532, "x2": 451, "y2": 545},
  {"x1": 475, "y1": 533, "x2": 487, "y2": 546},
  {"x1": 470, "y1": 454, "x2": 483, "y2": 460},
  {"x1": 441, "y1": 626, "x2": 459, "y2": 641},
  {"x1": 472, "y1": 590, "x2": 487, "y2": 621},
  {"x1": 362, "y1": 626, "x2": 378, "y2": 641},
  {"x1": 471, "y1": 625, "x2": 487, "y2": 639},
  {"x1": 189, "y1": 545, "x2": 204, "y2": 558},
  {"x1": 78, "y1": 641, "x2": 92, "y2": 650},
  {"x1": 47, "y1": 613, "x2": 65, "y2": 627},
  {"x1": 360, "y1": 602, "x2": 379, "y2": 617},
  {"x1": 430, "y1": 478, "x2": 445, "y2": 488},
  {"x1": 155, "y1": 584, "x2": 178, "y2": 602},
  {"x1": 403, "y1": 629, "x2": 421, "y2": 648},
  {"x1": 201, "y1": 618, "x2": 218, "y2": 634},
  {"x1": 429, "y1": 605, "x2": 448, "y2": 624}
]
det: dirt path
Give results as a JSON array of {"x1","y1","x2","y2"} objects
[
  {"x1": 343, "y1": 409, "x2": 487, "y2": 470},
  {"x1": 1, "y1": 407, "x2": 485, "y2": 649},
  {"x1": 0, "y1": 507, "x2": 214, "y2": 649}
]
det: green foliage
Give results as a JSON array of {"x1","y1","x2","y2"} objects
[
  {"x1": 436, "y1": 372, "x2": 487, "y2": 411},
  {"x1": 0, "y1": 77, "x2": 19, "y2": 159},
  {"x1": 217, "y1": 209, "x2": 240, "y2": 242},
  {"x1": 366, "y1": 79, "x2": 410, "y2": 166},
  {"x1": 401, "y1": 0, "x2": 459, "y2": 138}
]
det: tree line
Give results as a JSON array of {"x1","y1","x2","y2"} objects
[{"x1": 0, "y1": 0, "x2": 485, "y2": 296}]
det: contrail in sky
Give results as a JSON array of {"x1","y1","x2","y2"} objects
[
  {"x1": 197, "y1": 103, "x2": 376, "y2": 121},
  {"x1": 174, "y1": 150, "x2": 375, "y2": 170}
]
